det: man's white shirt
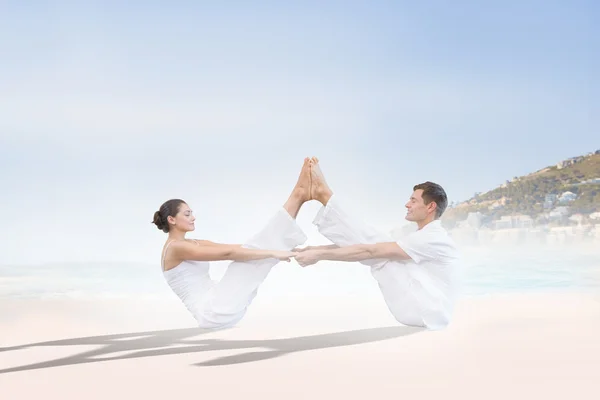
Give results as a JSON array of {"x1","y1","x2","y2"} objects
[{"x1": 391, "y1": 220, "x2": 462, "y2": 329}]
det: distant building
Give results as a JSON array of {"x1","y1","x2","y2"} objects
[
  {"x1": 492, "y1": 214, "x2": 533, "y2": 229},
  {"x1": 493, "y1": 216, "x2": 513, "y2": 230},
  {"x1": 578, "y1": 178, "x2": 600, "y2": 185},
  {"x1": 569, "y1": 214, "x2": 586, "y2": 225},
  {"x1": 513, "y1": 215, "x2": 534, "y2": 228},
  {"x1": 536, "y1": 214, "x2": 549, "y2": 225},
  {"x1": 558, "y1": 191, "x2": 577, "y2": 204},
  {"x1": 543, "y1": 193, "x2": 558, "y2": 210},
  {"x1": 549, "y1": 206, "x2": 570, "y2": 220}
]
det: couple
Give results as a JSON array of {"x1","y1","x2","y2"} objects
[{"x1": 153, "y1": 157, "x2": 461, "y2": 331}]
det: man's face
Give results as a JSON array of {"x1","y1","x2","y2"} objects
[{"x1": 405, "y1": 189, "x2": 435, "y2": 222}]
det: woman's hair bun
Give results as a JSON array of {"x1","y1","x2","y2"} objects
[{"x1": 152, "y1": 211, "x2": 165, "y2": 230}]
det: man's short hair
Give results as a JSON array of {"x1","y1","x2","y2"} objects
[{"x1": 413, "y1": 181, "x2": 448, "y2": 219}]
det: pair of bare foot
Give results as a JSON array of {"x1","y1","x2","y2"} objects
[{"x1": 284, "y1": 157, "x2": 333, "y2": 219}]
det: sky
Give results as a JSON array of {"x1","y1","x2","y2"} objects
[{"x1": 0, "y1": 1, "x2": 597, "y2": 265}]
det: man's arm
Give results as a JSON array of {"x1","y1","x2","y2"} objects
[
  {"x1": 313, "y1": 242, "x2": 411, "y2": 262},
  {"x1": 293, "y1": 244, "x2": 339, "y2": 252}
]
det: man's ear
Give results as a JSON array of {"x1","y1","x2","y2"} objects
[{"x1": 427, "y1": 201, "x2": 438, "y2": 214}]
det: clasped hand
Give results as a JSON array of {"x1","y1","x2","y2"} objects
[{"x1": 271, "y1": 246, "x2": 321, "y2": 267}]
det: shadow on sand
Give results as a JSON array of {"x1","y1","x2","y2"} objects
[{"x1": 0, "y1": 325, "x2": 424, "y2": 374}]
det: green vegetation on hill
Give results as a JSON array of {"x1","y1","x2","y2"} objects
[{"x1": 442, "y1": 151, "x2": 600, "y2": 228}]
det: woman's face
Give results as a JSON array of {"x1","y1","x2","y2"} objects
[{"x1": 168, "y1": 203, "x2": 196, "y2": 232}]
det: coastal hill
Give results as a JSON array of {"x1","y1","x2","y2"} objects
[{"x1": 441, "y1": 150, "x2": 600, "y2": 229}]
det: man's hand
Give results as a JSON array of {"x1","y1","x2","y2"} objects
[
  {"x1": 292, "y1": 246, "x2": 313, "y2": 253},
  {"x1": 294, "y1": 250, "x2": 322, "y2": 267}
]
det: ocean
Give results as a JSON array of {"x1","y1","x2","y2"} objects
[{"x1": 1, "y1": 246, "x2": 599, "y2": 300}]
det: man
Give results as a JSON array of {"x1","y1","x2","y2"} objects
[{"x1": 295, "y1": 157, "x2": 462, "y2": 330}]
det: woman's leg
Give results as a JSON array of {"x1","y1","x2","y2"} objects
[{"x1": 193, "y1": 158, "x2": 312, "y2": 329}]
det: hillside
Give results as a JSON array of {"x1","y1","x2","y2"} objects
[{"x1": 442, "y1": 150, "x2": 600, "y2": 228}]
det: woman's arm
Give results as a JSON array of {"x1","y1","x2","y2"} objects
[
  {"x1": 171, "y1": 240, "x2": 294, "y2": 262},
  {"x1": 192, "y1": 239, "x2": 243, "y2": 248}
]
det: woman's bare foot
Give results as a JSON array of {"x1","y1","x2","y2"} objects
[
  {"x1": 295, "y1": 157, "x2": 312, "y2": 202},
  {"x1": 310, "y1": 157, "x2": 333, "y2": 205},
  {"x1": 283, "y1": 157, "x2": 311, "y2": 218}
]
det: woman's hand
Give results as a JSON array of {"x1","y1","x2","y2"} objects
[{"x1": 270, "y1": 250, "x2": 298, "y2": 262}]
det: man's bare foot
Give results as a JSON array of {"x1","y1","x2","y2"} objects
[{"x1": 310, "y1": 157, "x2": 333, "y2": 205}]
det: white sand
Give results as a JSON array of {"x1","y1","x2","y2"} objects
[{"x1": 1, "y1": 293, "x2": 599, "y2": 399}]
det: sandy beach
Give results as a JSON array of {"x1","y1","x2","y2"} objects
[{"x1": 1, "y1": 292, "x2": 599, "y2": 399}]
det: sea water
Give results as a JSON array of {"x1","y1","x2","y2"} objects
[{"x1": 1, "y1": 246, "x2": 598, "y2": 300}]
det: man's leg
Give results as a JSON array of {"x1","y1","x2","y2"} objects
[
  {"x1": 309, "y1": 157, "x2": 397, "y2": 268},
  {"x1": 194, "y1": 158, "x2": 311, "y2": 329},
  {"x1": 309, "y1": 159, "x2": 431, "y2": 328},
  {"x1": 312, "y1": 194, "x2": 428, "y2": 327},
  {"x1": 313, "y1": 194, "x2": 394, "y2": 267}
]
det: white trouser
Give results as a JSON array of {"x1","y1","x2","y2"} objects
[
  {"x1": 312, "y1": 194, "x2": 445, "y2": 329},
  {"x1": 194, "y1": 208, "x2": 307, "y2": 329}
]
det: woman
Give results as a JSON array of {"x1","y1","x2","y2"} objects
[{"x1": 152, "y1": 158, "x2": 312, "y2": 330}]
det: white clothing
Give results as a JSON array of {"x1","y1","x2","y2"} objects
[
  {"x1": 313, "y1": 194, "x2": 462, "y2": 330},
  {"x1": 162, "y1": 208, "x2": 307, "y2": 330}
]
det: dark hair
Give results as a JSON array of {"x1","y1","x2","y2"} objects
[
  {"x1": 413, "y1": 182, "x2": 448, "y2": 219},
  {"x1": 152, "y1": 199, "x2": 186, "y2": 233}
]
